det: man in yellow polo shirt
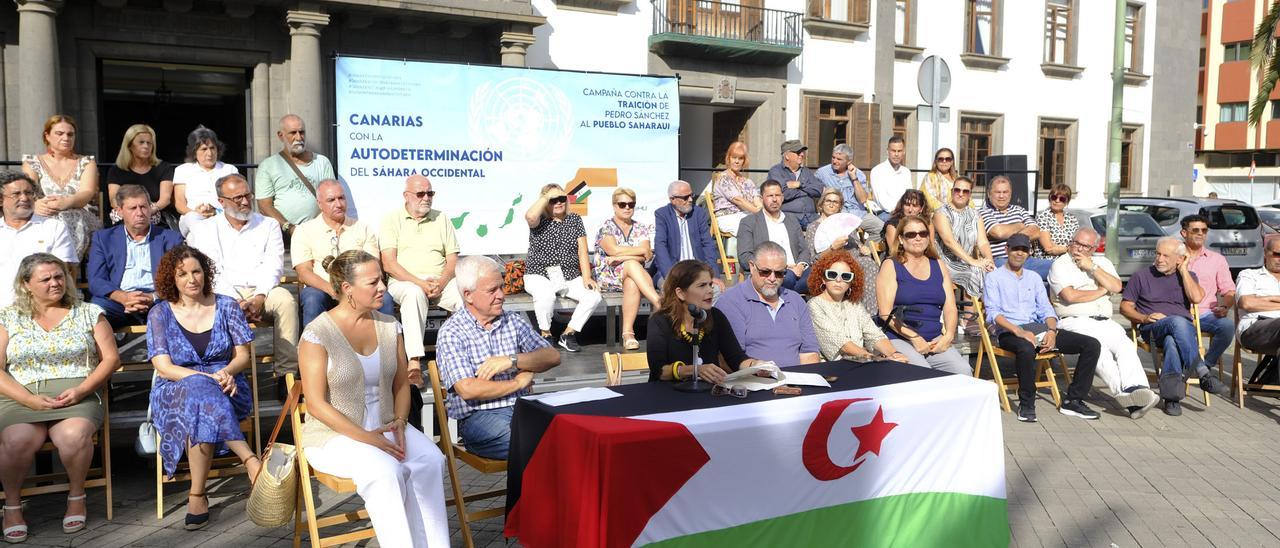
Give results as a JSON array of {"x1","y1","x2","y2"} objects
[{"x1": 382, "y1": 174, "x2": 461, "y2": 370}]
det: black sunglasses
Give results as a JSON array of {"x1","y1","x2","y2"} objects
[
  {"x1": 670, "y1": 194, "x2": 693, "y2": 202},
  {"x1": 1050, "y1": 194, "x2": 1070, "y2": 203},
  {"x1": 754, "y1": 265, "x2": 787, "y2": 279},
  {"x1": 824, "y1": 270, "x2": 855, "y2": 283},
  {"x1": 615, "y1": 201, "x2": 635, "y2": 209},
  {"x1": 952, "y1": 188, "x2": 972, "y2": 195},
  {"x1": 549, "y1": 196, "x2": 569, "y2": 205},
  {"x1": 935, "y1": 156, "x2": 954, "y2": 162},
  {"x1": 408, "y1": 190, "x2": 436, "y2": 199},
  {"x1": 901, "y1": 230, "x2": 929, "y2": 240}
]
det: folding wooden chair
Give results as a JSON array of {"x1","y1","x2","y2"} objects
[
  {"x1": 856, "y1": 228, "x2": 881, "y2": 264},
  {"x1": 1131, "y1": 303, "x2": 1211, "y2": 407},
  {"x1": 285, "y1": 374, "x2": 375, "y2": 548},
  {"x1": 971, "y1": 297, "x2": 1070, "y2": 413},
  {"x1": 702, "y1": 189, "x2": 740, "y2": 283},
  {"x1": 603, "y1": 352, "x2": 649, "y2": 386},
  {"x1": 1230, "y1": 306, "x2": 1280, "y2": 408},
  {"x1": 426, "y1": 360, "x2": 507, "y2": 548},
  {"x1": 19, "y1": 384, "x2": 113, "y2": 520}
]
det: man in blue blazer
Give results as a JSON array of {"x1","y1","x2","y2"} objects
[
  {"x1": 88, "y1": 185, "x2": 184, "y2": 327},
  {"x1": 654, "y1": 180, "x2": 724, "y2": 287}
]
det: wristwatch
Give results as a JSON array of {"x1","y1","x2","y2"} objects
[{"x1": 509, "y1": 353, "x2": 519, "y2": 371}]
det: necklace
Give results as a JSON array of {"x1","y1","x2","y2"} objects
[{"x1": 675, "y1": 319, "x2": 704, "y2": 345}]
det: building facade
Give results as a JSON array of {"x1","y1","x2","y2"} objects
[
  {"x1": 1, "y1": 0, "x2": 1196, "y2": 205},
  {"x1": 1196, "y1": 0, "x2": 1278, "y2": 203}
]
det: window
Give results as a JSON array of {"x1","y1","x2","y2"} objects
[
  {"x1": 895, "y1": 0, "x2": 913, "y2": 45},
  {"x1": 1038, "y1": 121, "x2": 1074, "y2": 189},
  {"x1": 1224, "y1": 41, "x2": 1252, "y2": 62},
  {"x1": 1044, "y1": 0, "x2": 1073, "y2": 65},
  {"x1": 1123, "y1": 3, "x2": 1143, "y2": 72},
  {"x1": 1199, "y1": 48, "x2": 1206, "y2": 68},
  {"x1": 959, "y1": 116, "x2": 997, "y2": 186},
  {"x1": 808, "y1": 0, "x2": 870, "y2": 23},
  {"x1": 966, "y1": 0, "x2": 998, "y2": 55},
  {"x1": 892, "y1": 107, "x2": 915, "y2": 165},
  {"x1": 893, "y1": 111, "x2": 910, "y2": 140},
  {"x1": 1273, "y1": 100, "x2": 1280, "y2": 119},
  {"x1": 802, "y1": 93, "x2": 878, "y2": 169},
  {"x1": 1220, "y1": 102, "x2": 1247, "y2": 123},
  {"x1": 1120, "y1": 125, "x2": 1143, "y2": 191}
]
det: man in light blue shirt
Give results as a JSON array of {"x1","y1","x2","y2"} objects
[
  {"x1": 983, "y1": 233, "x2": 1100, "y2": 423},
  {"x1": 813, "y1": 143, "x2": 884, "y2": 242},
  {"x1": 87, "y1": 184, "x2": 183, "y2": 327}
]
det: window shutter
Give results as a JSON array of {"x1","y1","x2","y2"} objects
[
  {"x1": 803, "y1": 95, "x2": 822, "y2": 168},
  {"x1": 853, "y1": 101, "x2": 881, "y2": 170}
]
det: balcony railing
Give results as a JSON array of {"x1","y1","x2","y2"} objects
[{"x1": 651, "y1": 0, "x2": 803, "y2": 62}]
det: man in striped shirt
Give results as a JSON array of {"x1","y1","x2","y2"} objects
[{"x1": 980, "y1": 175, "x2": 1052, "y2": 280}]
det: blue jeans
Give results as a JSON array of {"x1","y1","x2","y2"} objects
[
  {"x1": 1139, "y1": 315, "x2": 1206, "y2": 377},
  {"x1": 1198, "y1": 311, "x2": 1234, "y2": 366},
  {"x1": 992, "y1": 256, "x2": 1053, "y2": 281},
  {"x1": 300, "y1": 285, "x2": 395, "y2": 329},
  {"x1": 783, "y1": 265, "x2": 812, "y2": 295},
  {"x1": 457, "y1": 406, "x2": 514, "y2": 460}
]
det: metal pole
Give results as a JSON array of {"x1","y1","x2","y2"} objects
[
  {"x1": 1104, "y1": 0, "x2": 1125, "y2": 265},
  {"x1": 931, "y1": 56, "x2": 941, "y2": 163}
]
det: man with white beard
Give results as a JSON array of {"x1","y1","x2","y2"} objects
[
  {"x1": 187, "y1": 173, "x2": 300, "y2": 376},
  {"x1": 255, "y1": 114, "x2": 335, "y2": 236},
  {"x1": 381, "y1": 174, "x2": 461, "y2": 377}
]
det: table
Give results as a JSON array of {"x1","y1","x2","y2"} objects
[{"x1": 504, "y1": 361, "x2": 1009, "y2": 547}]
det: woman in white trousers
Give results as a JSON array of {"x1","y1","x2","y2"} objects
[
  {"x1": 523, "y1": 183, "x2": 603, "y2": 352},
  {"x1": 298, "y1": 250, "x2": 450, "y2": 547}
]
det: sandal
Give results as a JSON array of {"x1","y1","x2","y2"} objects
[
  {"x1": 622, "y1": 331, "x2": 640, "y2": 351},
  {"x1": 185, "y1": 492, "x2": 209, "y2": 531},
  {"x1": 2, "y1": 504, "x2": 26, "y2": 544},
  {"x1": 242, "y1": 455, "x2": 262, "y2": 486},
  {"x1": 62, "y1": 494, "x2": 86, "y2": 534}
]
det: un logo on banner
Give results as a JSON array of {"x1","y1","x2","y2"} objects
[{"x1": 470, "y1": 77, "x2": 573, "y2": 164}]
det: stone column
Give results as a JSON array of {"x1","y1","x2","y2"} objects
[
  {"x1": 286, "y1": 9, "x2": 329, "y2": 154},
  {"x1": 15, "y1": 0, "x2": 64, "y2": 154},
  {"x1": 500, "y1": 24, "x2": 536, "y2": 67},
  {"x1": 872, "y1": 0, "x2": 895, "y2": 164}
]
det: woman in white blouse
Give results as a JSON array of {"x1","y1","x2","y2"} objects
[
  {"x1": 806, "y1": 249, "x2": 908, "y2": 363},
  {"x1": 173, "y1": 126, "x2": 239, "y2": 236}
]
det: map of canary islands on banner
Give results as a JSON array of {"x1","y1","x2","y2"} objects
[{"x1": 335, "y1": 56, "x2": 680, "y2": 254}]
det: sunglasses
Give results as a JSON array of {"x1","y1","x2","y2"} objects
[
  {"x1": 1050, "y1": 194, "x2": 1070, "y2": 203},
  {"x1": 901, "y1": 230, "x2": 929, "y2": 240},
  {"x1": 408, "y1": 190, "x2": 436, "y2": 199},
  {"x1": 824, "y1": 270, "x2": 855, "y2": 283},
  {"x1": 614, "y1": 201, "x2": 635, "y2": 209},
  {"x1": 1185, "y1": 227, "x2": 1208, "y2": 234},
  {"x1": 549, "y1": 196, "x2": 569, "y2": 205},
  {"x1": 712, "y1": 384, "x2": 749, "y2": 398},
  {"x1": 952, "y1": 188, "x2": 972, "y2": 195},
  {"x1": 935, "y1": 157, "x2": 954, "y2": 162},
  {"x1": 670, "y1": 194, "x2": 693, "y2": 202},
  {"x1": 754, "y1": 266, "x2": 788, "y2": 279}
]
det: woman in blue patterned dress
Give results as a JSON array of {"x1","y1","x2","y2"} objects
[
  {"x1": 145, "y1": 245, "x2": 258, "y2": 531},
  {"x1": 593, "y1": 187, "x2": 661, "y2": 350},
  {"x1": 0, "y1": 254, "x2": 118, "y2": 542}
]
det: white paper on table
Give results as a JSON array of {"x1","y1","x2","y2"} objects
[
  {"x1": 525, "y1": 387, "x2": 624, "y2": 407},
  {"x1": 777, "y1": 372, "x2": 832, "y2": 388}
]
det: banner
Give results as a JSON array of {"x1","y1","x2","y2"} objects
[{"x1": 334, "y1": 57, "x2": 681, "y2": 254}]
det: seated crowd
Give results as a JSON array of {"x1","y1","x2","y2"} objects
[{"x1": 1, "y1": 121, "x2": 1276, "y2": 545}]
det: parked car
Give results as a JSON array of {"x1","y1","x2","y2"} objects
[
  {"x1": 1068, "y1": 209, "x2": 1166, "y2": 280},
  {"x1": 1116, "y1": 197, "x2": 1264, "y2": 271},
  {"x1": 1259, "y1": 207, "x2": 1280, "y2": 253}
]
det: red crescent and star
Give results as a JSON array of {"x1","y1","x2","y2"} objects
[{"x1": 802, "y1": 398, "x2": 899, "y2": 481}]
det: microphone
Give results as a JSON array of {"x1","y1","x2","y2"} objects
[{"x1": 688, "y1": 303, "x2": 707, "y2": 327}]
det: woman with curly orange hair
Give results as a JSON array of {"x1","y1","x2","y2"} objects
[{"x1": 806, "y1": 250, "x2": 907, "y2": 363}]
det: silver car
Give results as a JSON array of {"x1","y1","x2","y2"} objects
[
  {"x1": 1116, "y1": 197, "x2": 1265, "y2": 271},
  {"x1": 1068, "y1": 208, "x2": 1166, "y2": 279}
]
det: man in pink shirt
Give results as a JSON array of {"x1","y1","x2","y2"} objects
[{"x1": 1182, "y1": 214, "x2": 1235, "y2": 368}]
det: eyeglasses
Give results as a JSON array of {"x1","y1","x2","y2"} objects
[
  {"x1": 1185, "y1": 227, "x2": 1208, "y2": 234},
  {"x1": 711, "y1": 384, "x2": 749, "y2": 398},
  {"x1": 670, "y1": 194, "x2": 693, "y2": 202},
  {"x1": 1268, "y1": 251, "x2": 1280, "y2": 257},
  {"x1": 219, "y1": 192, "x2": 254, "y2": 204},
  {"x1": 824, "y1": 270, "x2": 855, "y2": 282},
  {"x1": 408, "y1": 190, "x2": 436, "y2": 200},
  {"x1": 3, "y1": 190, "x2": 36, "y2": 199},
  {"x1": 1050, "y1": 194, "x2": 1071, "y2": 203},
  {"x1": 903, "y1": 201, "x2": 922, "y2": 208},
  {"x1": 549, "y1": 196, "x2": 569, "y2": 205},
  {"x1": 901, "y1": 230, "x2": 929, "y2": 240},
  {"x1": 952, "y1": 188, "x2": 972, "y2": 195},
  {"x1": 935, "y1": 157, "x2": 954, "y2": 162},
  {"x1": 614, "y1": 201, "x2": 635, "y2": 209},
  {"x1": 753, "y1": 265, "x2": 787, "y2": 279},
  {"x1": 1070, "y1": 240, "x2": 1095, "y2": 248}
]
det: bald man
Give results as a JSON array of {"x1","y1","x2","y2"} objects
[
  {"x1": 381, "y1": 174, "x2": 461, "y2": 374},
  {"x1": 255, "y1": 114, "x2": 335, "y2": 234},
  {"x1": 291, "y1": 179, "x2": 394, "y2": 328}
]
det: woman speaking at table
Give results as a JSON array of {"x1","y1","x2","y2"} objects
[{"x1": 646, "y1": 260, "x2": 764, "y2": 383}]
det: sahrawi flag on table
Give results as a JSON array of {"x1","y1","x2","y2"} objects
[{"x1": 514, "y1": 374, "x2": 1008, "y2": 547}]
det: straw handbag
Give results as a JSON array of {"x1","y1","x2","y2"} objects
[{"x1": 247, "y1": 382, "x2": 301, "y2": 527}]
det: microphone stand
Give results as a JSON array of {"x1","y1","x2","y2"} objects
[{"x1": 675, "y1": 307, "x2": 711, "y2": 393}]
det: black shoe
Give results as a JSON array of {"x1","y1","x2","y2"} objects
[
  {"x1": 1059, "y1": 399, "x2": 1100, "y2": 420},
  {"x1": 184, "y1": 493, "x2": 209, "y2": 531},
  {"x1": 1199, "y1": 374, "x2": 1230, "y2": 396},
  {"x1": 558, "y1": 333, "x2": 581, "y2": 352},
  {"x1": 543, "y1": 333, "x2": 555, "y2": 347},
  {"x1": 1163, "y1": 400, "x2": 1182, "y2": 417},
  {"x1": 1017, "y1": 404, "x2": 1037, "y2": 423}
]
